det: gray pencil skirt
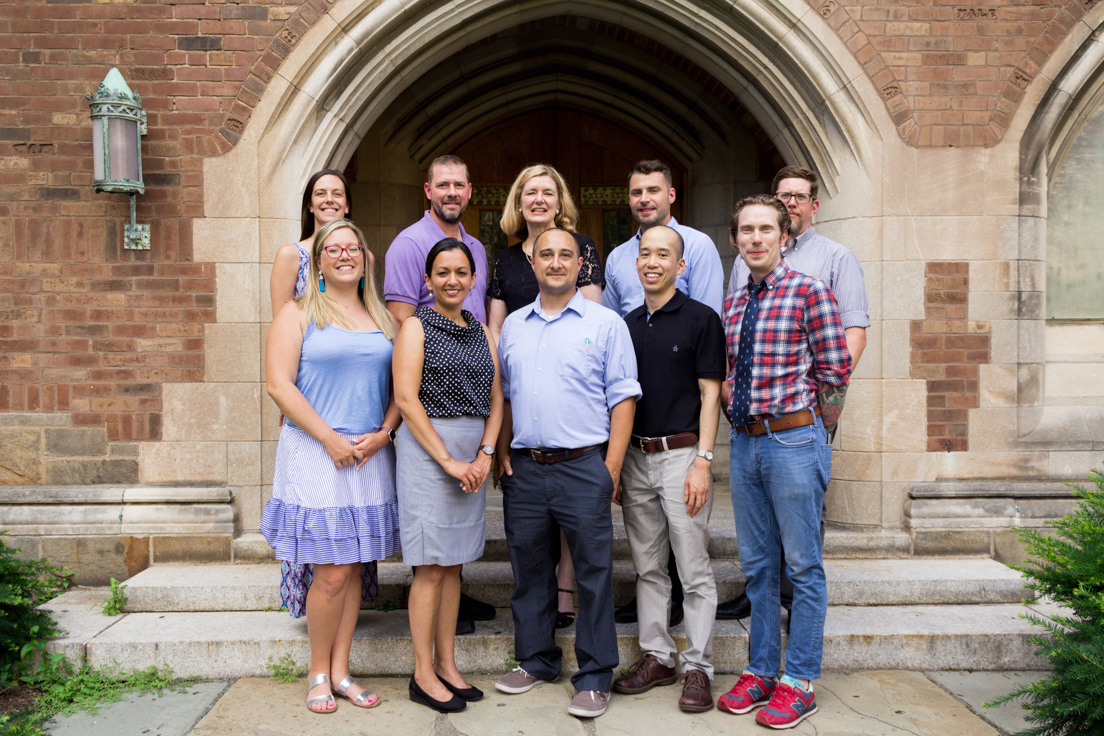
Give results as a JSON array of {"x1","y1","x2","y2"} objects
[{"x1": 395, "y1": 415, "x2": 487, "y2": 567}]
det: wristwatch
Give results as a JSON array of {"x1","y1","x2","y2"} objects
[
  {"x1": 380, "y1": 425, "x2": 396, "y2": 442},
  {"x1": 479, "y1": 445, "x2": 495, "y2": 457},
  {"x1": 696, "y1": 449, "x2": 713, "y2": 462}
]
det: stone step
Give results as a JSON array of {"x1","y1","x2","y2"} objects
[
  {"x1": 42, "y1": 588, "x2": 1050, "y2": 678},
  {"x1": 119, "y1": 558, "x2": 1029, "y2": 612}
]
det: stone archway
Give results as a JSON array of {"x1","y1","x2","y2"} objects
[{"x1": 179, "y1": 0, "x2": 895, "y2": 554}]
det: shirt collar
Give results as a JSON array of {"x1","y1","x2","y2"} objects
[
  {"x1": 633, "y1": 216, "x2": 681, "y2": 243},
  {"x1": 522, "y1": 288, "x2": 586, "y2": 322},
  {"x1": 650, "y1": 288, "x2": 687, "y2": 315},
  {"x1": 744, "y1": 260, "x2": 790, "y2": 293},
  {"x1": 784, "y1": 226, "x2": 813, "y2": 256},
  {"x1": 422, "y1": 209, "x2": 470, "y2": 242}
]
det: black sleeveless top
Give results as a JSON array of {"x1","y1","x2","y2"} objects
[{"x1": 415, "y1": 307, "x2": 494, "y2": 418}]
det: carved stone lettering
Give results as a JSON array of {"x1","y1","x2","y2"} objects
[
  {"x1": 277, "y1": 28, "x2": 299, "y2": 46},
  {"x1": 955, "y1": 8, "x2": 998, "y2": 20},
  {"x1": 224, "y1": 118, "x2": 245, "y2": 134},
  {"x1": 881, "y1": 84, "x2": 901, "y2": 100},
  {"x1": 13, "y1": 143, "x2": 56, "y2": 155},
  {"x1": 1012, "y1": 70, "x2": 1031, "y2": 89},
  {"x1": 820, "y1": 0, "x2": 838, "y2": 18}
]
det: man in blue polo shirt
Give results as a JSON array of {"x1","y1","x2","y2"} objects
[
  {"x1": 613, "y1": 225, "x2": 725, "y2": 713},
  {"x1": 494, "y1": 228, "x2": 640, "y2": 719}
]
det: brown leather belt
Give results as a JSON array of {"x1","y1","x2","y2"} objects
[
  {"x1": 522, "y1": 444, "x2": 601, "y2": 465},
  {"x1": 734, "y1": 405, "x2": 820, "y2": 436},
  {"x1": 630, "y1": 432, "x2": 698, "y2": 453}
]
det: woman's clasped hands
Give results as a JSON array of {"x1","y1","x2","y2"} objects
[
  {"x1": 323, "y1": 428, "x2": 391, "y2": 469},
  {"x1": 443, "y1": 453, "x2": 491, "y2": 493}
]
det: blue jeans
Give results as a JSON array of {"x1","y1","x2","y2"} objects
[{"x1": 729, "y1": 413, "x2": 831, "y2": 681}]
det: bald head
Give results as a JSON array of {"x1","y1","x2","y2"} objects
[
  {"x1": 534, "y1": 227, "x2": 578, "y2": 255},
  {"x1": 639, "y1": 224, "x2": 684, "y2": 259}
]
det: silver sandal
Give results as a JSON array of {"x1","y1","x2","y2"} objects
[
  {"x1": 335, "y1": 676, "x2": 381, "y2": 709},
  {"x1": 306, "y1": 673, "x2": 336, "y2": 714}
]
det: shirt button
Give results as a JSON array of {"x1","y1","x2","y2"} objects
[{"x1": 537, "y1": 367, "x2": 542, "y2": 371}]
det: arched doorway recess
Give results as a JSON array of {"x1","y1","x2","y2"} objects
[{"x1": 198, "y1": 0, "x2": 895, "y2": 545}]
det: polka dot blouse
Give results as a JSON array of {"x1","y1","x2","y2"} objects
[{"x1": 415, "y1": 307, "x2": 494, "y2": 419}]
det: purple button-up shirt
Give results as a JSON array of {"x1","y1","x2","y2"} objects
[{"x1": 383, "y1": 210, "x2": 489, "y2": 323}]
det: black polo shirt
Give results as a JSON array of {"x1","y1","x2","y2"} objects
[{"x1": 625, "y1": 289, "x2": 726, "y2": 437}]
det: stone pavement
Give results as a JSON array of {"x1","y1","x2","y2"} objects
[{"x1": 44, "y1": 670, "x2": 1043, "y2": 735}]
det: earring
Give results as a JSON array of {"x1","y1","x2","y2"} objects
[
  {"x1": 359, "y1": 276, "x2": 365, "y2": 290},
  {"x1": 318, "y1": 273, "x2": 326, "y2": 292}
]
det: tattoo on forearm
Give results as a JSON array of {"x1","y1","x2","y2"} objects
[{"x1": 817, "y1": 382, "x2": 848, "y2": 434}]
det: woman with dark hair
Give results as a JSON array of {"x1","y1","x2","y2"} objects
[
  {"x1": 270, "y1": 169, "x2": 375, "y2": 316},
  {"x1": 262, "y1": 218, "x2": 400, "y2": 714},
  {"x1": 487, "y1": 163, "x2": 604, "y2": 629},
  {"x1": 393, "y1": 237, "x2": 503, "y2": 713}
]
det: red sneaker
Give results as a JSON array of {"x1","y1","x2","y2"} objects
[
  {"x1": 754, "y1": 679, "x2": 817, "y2": 729},
  {"x1": 716, "y1": 672, "x2": 776, "y2": 715}
]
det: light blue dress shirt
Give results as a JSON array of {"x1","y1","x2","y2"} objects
[
  {"x1": 601, "y1": 217, "x2": 724, "y2": 317},
  {"x1": 499, "y1": 290, "x2": 641, "y2": 449}
]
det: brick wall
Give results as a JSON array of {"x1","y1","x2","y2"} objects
[
  {"x1": 0, "y1": 0, "x2": 328, "y2": 474},
  {"x1": 813, "y1": 0, "x2": 1088, "y2": 146},
  {"x1": 910, "y1": 263, "x2": 992, "y2": 452},
  {"x1": 0, "y1": 0, "x2": 1088, "y2": 483}
]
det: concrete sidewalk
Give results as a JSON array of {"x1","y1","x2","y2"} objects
[{"x1": 44, "y1": 670, "x2": 1043, "y2": 735}]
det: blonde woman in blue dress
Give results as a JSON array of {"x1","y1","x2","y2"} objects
[{"x1": 262, "y1": 218, "x2": 400, "y2": 714}]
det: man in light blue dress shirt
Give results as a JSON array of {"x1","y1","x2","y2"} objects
[
  {"x1": 493, "y1": 229, "x2": 641, "y2": 719},
  {"x1": 601, "y1": 160, "x2": 725, "y2": 627},
  {"x1": 602, "y1": 160, "x2": 724, "y2": 317}
]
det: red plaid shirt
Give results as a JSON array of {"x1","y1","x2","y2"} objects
[{"x1": 724, "y1": 260, "x2": 851, "y2": 419}]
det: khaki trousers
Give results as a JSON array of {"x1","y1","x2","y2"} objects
[{"x1": 620, "y1": 444, "x2": 717, "y2": 677}]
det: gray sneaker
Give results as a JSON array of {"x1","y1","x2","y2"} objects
[
  {"x1": 567, "y1": 689, "x2": 609, "y2": 718},
  {"x1": 494, "y1": 667, "x2": 546, "y2": 694}
]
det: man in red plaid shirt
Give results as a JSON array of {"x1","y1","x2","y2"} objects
[{"x1": 715, "y1": 194, "x2": 850, "y2": 730}]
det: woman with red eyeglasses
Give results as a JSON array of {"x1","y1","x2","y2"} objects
[{"x1": 262, "y1": 218, "x2": 400, "y2": 715}]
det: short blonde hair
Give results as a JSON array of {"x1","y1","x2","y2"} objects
[
  {"x1": 299, "y1": 219, "x2": 396, "y2": 340},
  {"x1": 499, "y1": 164, "x2": 579, "y2": 239}
]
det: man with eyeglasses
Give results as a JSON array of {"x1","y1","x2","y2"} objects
[
  {"x1": 384, "y1": 154, "x2": 494, "y2": 634},
  {"x1": 716, "y1": 165, "x2": 869, "y2": 623}
]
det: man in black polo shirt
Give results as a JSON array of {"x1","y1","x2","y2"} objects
[{"x1": 612, "y1": 225, "x2": 725, "y2": 713}]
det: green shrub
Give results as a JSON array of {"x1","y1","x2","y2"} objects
[
  {"x1": 0, "y1": 533, "x2": 69, "y2": 687},
  {"x1": 988, "y1": 468, "x2": 1104, "y2": 735}
]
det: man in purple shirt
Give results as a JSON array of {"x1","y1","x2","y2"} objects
[
  {"x1": 384, "y1": 155, "x2": 489, "y2": 324},
  {"x1": 383, "y1": 155, "x2": 492, "y2": 633}
]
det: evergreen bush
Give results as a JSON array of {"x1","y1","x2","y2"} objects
[
  {"x1": 0, "y1": 533, "x2": 69, "y2": 687},
  {"x1": 989, "y1": 468, "x2": 1104, "y2": 735}
]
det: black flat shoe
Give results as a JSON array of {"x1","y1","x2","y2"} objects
[
  {"x1": 614, "y1": 597, "x2": 638, "y2": 624},
  {"x1": 459, "y1": 593, "x2": 496, "y2": 621},
  {"x1": 438, "y1": 674, "x2": 484, "y2": 702},
  {"x1": 716, "y1": 593, "x2": 751, "y2": 620},
  {"x1": 555, "y1": 611, "x2": 576, "y2": 629},
  {"x1": 409, "y1": 676, "x2": 466, "y2": 713}
]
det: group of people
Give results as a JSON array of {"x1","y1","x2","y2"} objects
[{"x1": 259, "y1": 153, "x2": 868, "y2": 730}]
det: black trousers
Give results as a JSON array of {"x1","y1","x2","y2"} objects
[{"x1": 502, "y1": 449, "x2": 618, "y2": 692}]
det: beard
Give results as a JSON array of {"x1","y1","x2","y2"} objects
[{"x1": 432, "y1": 198, "x2": 466, "y2": 225}]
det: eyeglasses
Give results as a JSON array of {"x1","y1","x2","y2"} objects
[
  {"x1": 322, "y1": 244, "x2": 365, "y2": 258},
  {"x1": 776, "y1": 191, "x2": 813, "y2": 204}
]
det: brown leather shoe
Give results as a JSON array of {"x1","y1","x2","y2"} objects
[
  {"x1": 678, "y1": 669, "x2": 713, "y2": 712},
  {"x1": 612, "y1": 655, "x2": 677, "y2": 694}
]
